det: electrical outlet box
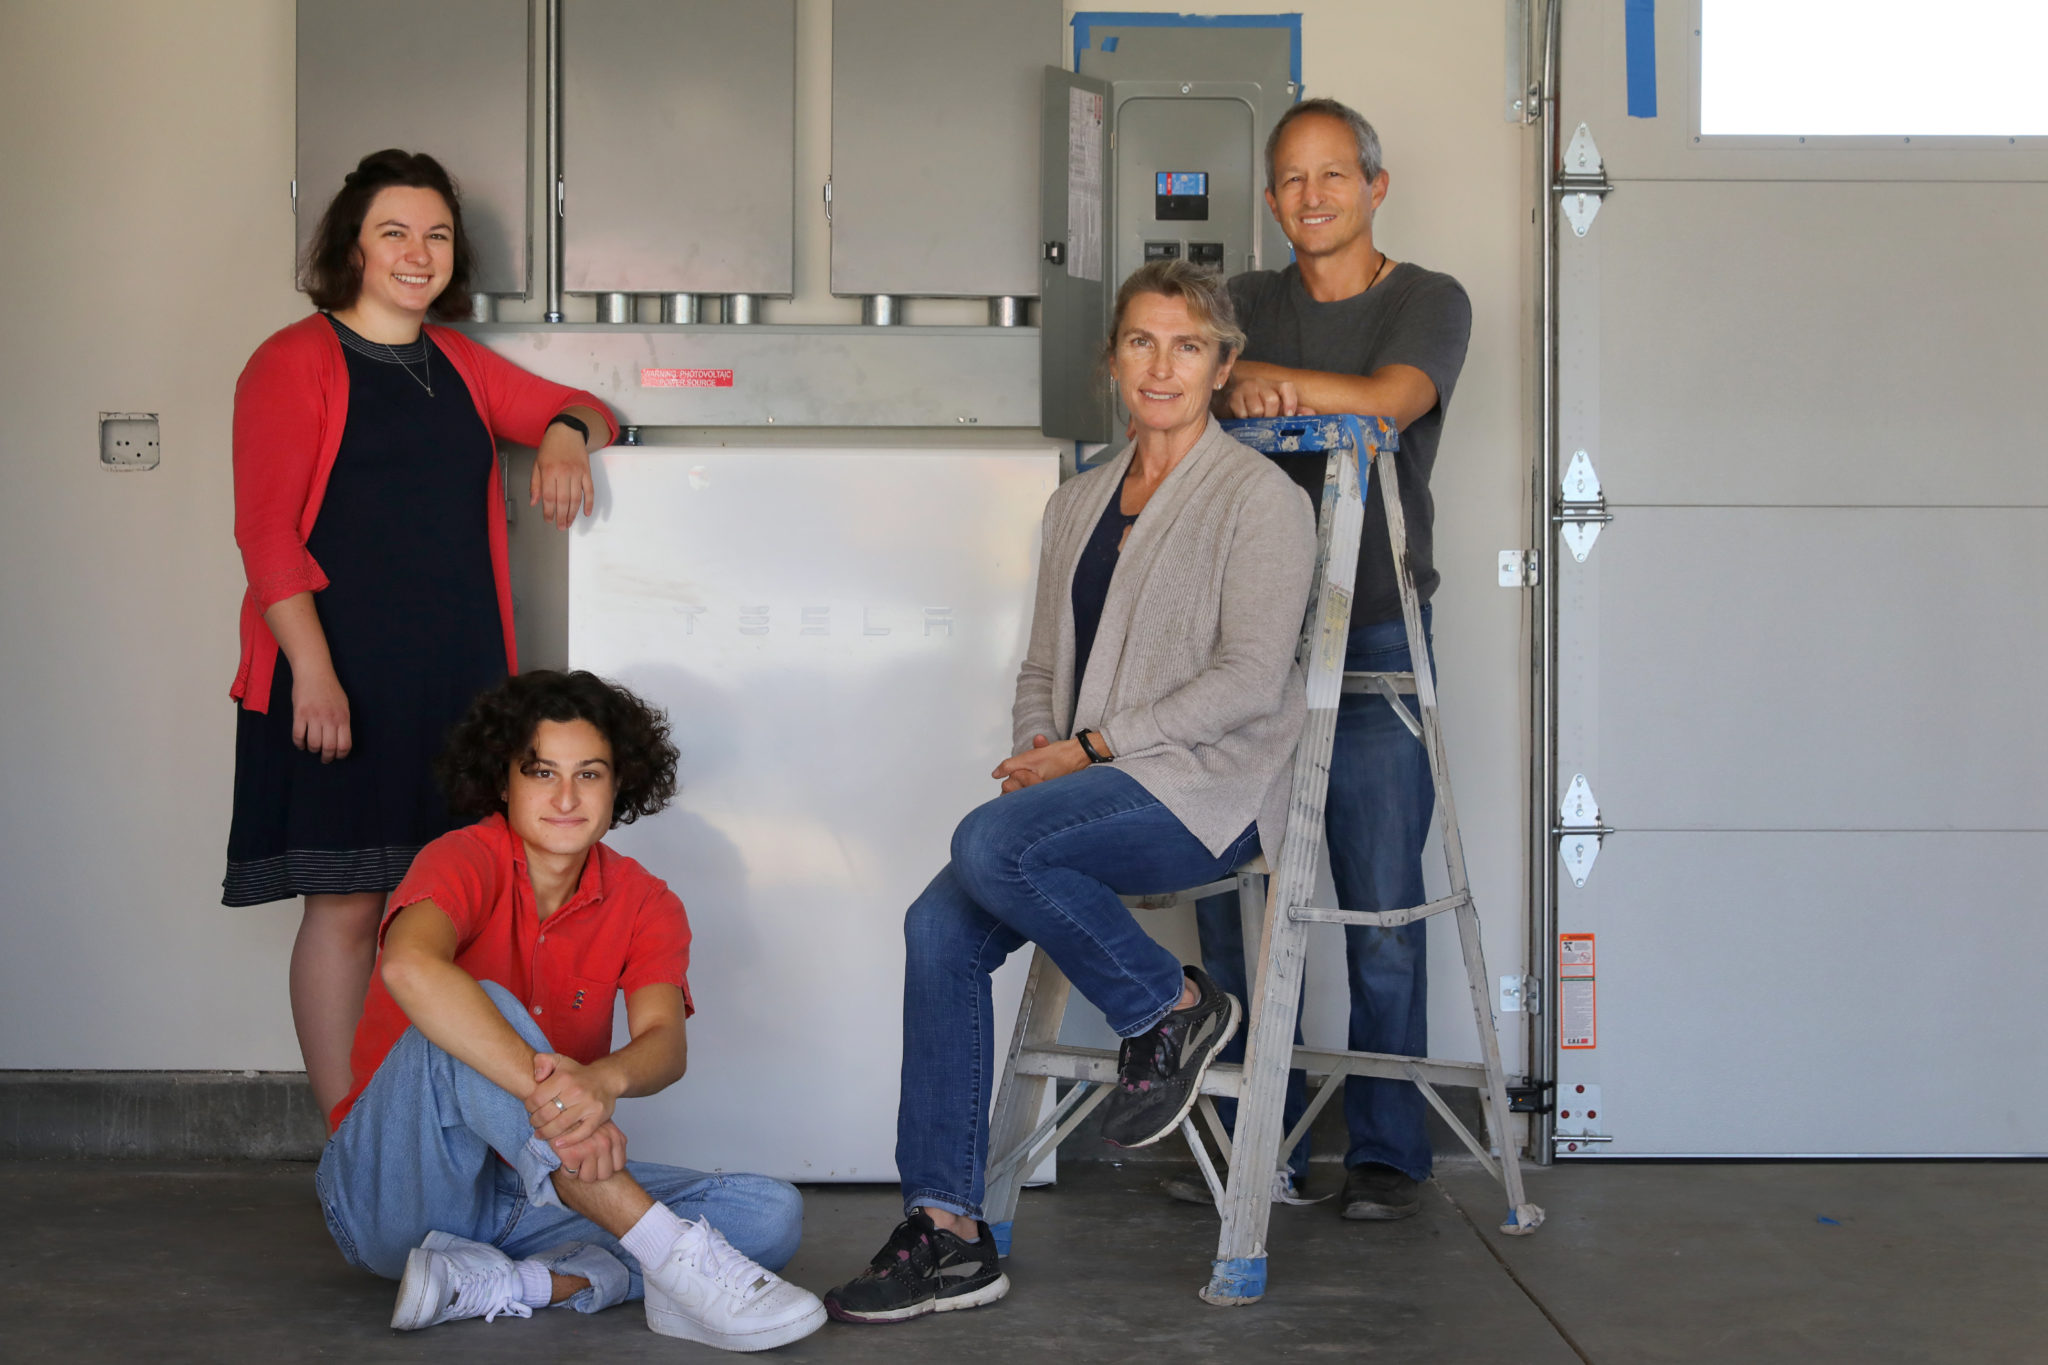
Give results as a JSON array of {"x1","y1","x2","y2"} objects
[{"x1": 100, "y1": 413, "x2": 161, "y2": 471}]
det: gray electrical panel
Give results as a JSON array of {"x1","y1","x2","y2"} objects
[
  {"x1": 296, "y1": 0, "x2": 532, "y2": 297},
  {"x1": 830, "y1": 0, "x2": 1056, "y2": 298},
  {"x1": 1038, "y1": 66, "x2": 1278, "y2": 442},
  {"x1": 1038, "y1": 69, "x2": 1113, "y2": 441},
  {"x1": 1078, "y1": 20, "x2": 1297, "y2": 275},
  {"x1": 563, "y1": 0, "x2": 795, "y2": 296}
]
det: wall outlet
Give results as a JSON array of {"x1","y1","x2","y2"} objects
[{"x1": 100, "y1": 413, "x2": 161, "y2": 471}]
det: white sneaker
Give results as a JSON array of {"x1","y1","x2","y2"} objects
[
  {"x1": 390, "y1": 1229, "x2": 535, "y2": 1330},
  {"x1": 642, "y1": 1217, "x2": 826, "y2": 1352}
]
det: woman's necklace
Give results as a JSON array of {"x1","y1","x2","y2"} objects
[{"x1": 382, "y1": 336, "x2": 434, "y2": 397}]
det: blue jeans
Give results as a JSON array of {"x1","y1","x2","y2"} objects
[
  {"x1": 897, "y1": 765, "x2": 1261, "y2": 1220},
  {"x1": 314, "y1": 981, "x2": 804, "y2": 1310},
  {"x1": 1195, "y1": 606, "x2": 1436, "y2": 1182}
]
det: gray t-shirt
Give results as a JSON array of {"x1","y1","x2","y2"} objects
[{"x1": 1228, "y1": 262, "x2": 1472, "y2": 625}]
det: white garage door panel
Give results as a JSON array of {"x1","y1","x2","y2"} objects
[
  {"x1": 1580, "y1": 181, "x2": 2048, "y2": 507},
  {"x1": 1561, "y1": 831, "x2": 2048, "y2": 1155},
  {"x1": 1578, "y1": 507, "x2": 2048, "y2": 829},
  {"x1": 1556, "y1": 0, "x2": 2048, "y2": 1156}
]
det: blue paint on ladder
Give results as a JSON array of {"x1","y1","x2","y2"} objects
[
  {"x1": 1208, "y1": 1255, "x2": 1268, "y2": 1299},
  {"x1": 1625, "y1": 0, "x2": 1658, "y2": 118},
  {"x1": 990, "y1": 1220, "x2": 1013, "y2": 1256}
]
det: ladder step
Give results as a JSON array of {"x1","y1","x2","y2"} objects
[
  {"x1": 1010, "y1": 1043, "x2": 1489, "y2": 1095},
  {"x1": 1120, "y1": 856, "x2": 1268, "y2": 911},
  {"x1": 1341, "y1": 670, "x2": 1415, "y2": 694},
  {"x1": 1290, "y1": 893, "x2": 1470, "y2": 929},
  {"x1": 1012, "y1": 1045, "x2": 1242, "y2": 1098},
  {"x1": 1289, "y1": 1046, "x2": 1491, "y2": 1091},
  {"x1": 1122, "y1": 876, "x2": 1239, "y2": 911}
]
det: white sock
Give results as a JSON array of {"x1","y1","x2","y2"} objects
[
  {"x1": 513, "y1": 1258, "x2": 553, "y2": 1308},
  {"x1": 619, "y1": 1203, "x2": 691, "y2": 1269}
]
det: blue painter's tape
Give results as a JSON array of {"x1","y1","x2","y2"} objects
[
  {"x1": 1207, "y1": 1255, "x2": 1267, "y2": 1300},
  {"x1": 1625, "y1": 0, "x2": 1657, "y2": 119},
  {"x1": 990, "y1": 1220, "x2": 1013, "y2": 1257},
  {"x1": 1072, "y1": 12, "x2": 1303, "y2": 86}
]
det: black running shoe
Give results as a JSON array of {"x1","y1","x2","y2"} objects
[
  {"x1": 1097, "y1": 965, "x2": 1241, "y2": 1149},
  {"x1": 1340, "y1": 1162, "x2": 1424, "y2": 1221},
  {"x1": 822, "y1": 1211, "x2": 1009, "y2": 1325}
]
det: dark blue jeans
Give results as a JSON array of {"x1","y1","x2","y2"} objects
[
  {"x1": 897, "y1": 765, "x2": 1260, "y2": 1220},
  {"x1": 1196, "y1": 606, "x2": 1436, "y2": 1182}
]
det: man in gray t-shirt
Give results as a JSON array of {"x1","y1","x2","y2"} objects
[{"x1": 1186, "y1": 98, "x2": 1472, "y2": 1224}]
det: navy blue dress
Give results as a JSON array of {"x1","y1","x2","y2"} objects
[{"x1": 222, "y1": 317, "x2": 507, "y2": 906}]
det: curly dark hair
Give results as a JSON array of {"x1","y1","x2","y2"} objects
[
  {"x1": 436, "y1": 671, "x2": 678, "y2": 827},
  {"x1": 300, "y1": 148, "x2": 476, "y2": 320}
]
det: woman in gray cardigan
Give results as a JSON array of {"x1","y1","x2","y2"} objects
[{"x1": 824, "y1": 260, "x2": 1317, "y2": 1326}]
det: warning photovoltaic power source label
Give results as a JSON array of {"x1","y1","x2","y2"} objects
[
  {"x1": 1559, "y1": 933, "x2": 1596, "y2": 1049},
  {"x1": 641, "y1": 368, "x2": 734, "y2": 388}
]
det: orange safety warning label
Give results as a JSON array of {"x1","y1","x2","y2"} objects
[{"x1": 1559, "y1": 933, "x2": 1596, "y2": 1049}]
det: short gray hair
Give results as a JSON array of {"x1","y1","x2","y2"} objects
[
  {"x1": 1264, "y1": 97, "x2": 1383, "y2": 190},
  {"x1": 1104, "y1": 258, "x2": 1246, "y2": 365}
]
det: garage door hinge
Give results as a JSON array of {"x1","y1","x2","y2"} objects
[
  {"x1": 1553, "y1": 774, "x2": 1612, "y2": 888},
  {"x1": 1553, "y1": 450, "x2": 1611, "y2": 562},
  {"x1": 1554, "y1": 123, "x2": 1612, "y2": 236},
  {"x1": 1498, "y1": 549, "x2": 1540, "y2": 587}
]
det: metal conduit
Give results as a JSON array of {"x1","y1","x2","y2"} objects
[
  {"x1": 1527, "y1": 0, "x2": 1562, "y2": 1166},
  {"x1": 543, "y1": 0, "x2": 564, "y2": 323}
]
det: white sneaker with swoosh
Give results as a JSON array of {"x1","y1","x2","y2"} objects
[{"x1": 642, "y1": 1216, "x2": 826, "y2": 1352}]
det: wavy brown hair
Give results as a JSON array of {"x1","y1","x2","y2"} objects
[
  {"x1": 436, "y1": 671, "x2": 678, "y2": 828},
  {"x1": 300, "y1": 149, "x2": 476, "y2": 320}
]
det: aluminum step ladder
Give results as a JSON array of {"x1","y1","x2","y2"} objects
[{"x1": 982, "y1": 414, "x2": 1544, "y2": 1305}]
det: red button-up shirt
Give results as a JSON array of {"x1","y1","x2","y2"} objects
[{"x1": 330, "y1": 814, "x2": 693, "y2": 1132}]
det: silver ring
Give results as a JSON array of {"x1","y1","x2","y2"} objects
[
  {"x1": 564, "y1": 1167, "x2": 579, "y2": 1175},
  {"x1": 554, "y1": 1099, "x2": 567, "y2": 1112}
]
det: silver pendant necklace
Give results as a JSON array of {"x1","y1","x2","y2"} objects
[{"x1": 383, "y1": 336, "x2": 434, "y2": 397}]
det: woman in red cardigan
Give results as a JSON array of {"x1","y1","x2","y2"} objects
[{"x1": 225, "y1": 149, "x2": 618, "y2": 1117}]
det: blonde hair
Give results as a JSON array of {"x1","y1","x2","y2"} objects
[{"x1": 1104, "y1": 258, "x2": 1246, "y2": 366}]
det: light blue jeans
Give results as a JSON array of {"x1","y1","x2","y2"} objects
[{"x1": 314, "y1": 981, "x2": 803, "y2": 1310}]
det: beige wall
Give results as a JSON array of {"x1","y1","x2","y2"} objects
[
  {"x1": 0, "y1": 0, "x2": 306, "y2": 1065},
  {"x1": 0, "y1": 0, "x2": 1532, "y2": 1070}
]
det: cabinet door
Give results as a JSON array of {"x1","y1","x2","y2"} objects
[
  {"x1": 562, "y1": 0, "x2": 795, "y2": 296},
  {"x1": 296, "y1": 0, "x2": 531, "y2": 296}
]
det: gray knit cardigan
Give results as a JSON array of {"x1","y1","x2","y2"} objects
[{"x1": 1012, "y1": 417, "x2": 1318, "y2": 860}]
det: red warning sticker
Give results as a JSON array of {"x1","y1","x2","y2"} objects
[{"x1": 641, "y1": 368, "x2": 734, "y2": 388}]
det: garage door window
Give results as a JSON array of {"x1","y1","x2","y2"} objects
[{"x1": 1700, "y1": 0, "x2": 2048, "y2": 137}]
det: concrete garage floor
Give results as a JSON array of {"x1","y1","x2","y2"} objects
[{"x1": 8, "y1": 1158, "x2": 2043, "y2": 1363}]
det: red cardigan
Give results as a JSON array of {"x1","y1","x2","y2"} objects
[{"x1": 230, "y1": 313, "x2": 617, "y2": 713}]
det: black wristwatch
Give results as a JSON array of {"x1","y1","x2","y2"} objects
[
  {"x1": 547, "y1": 412, "x2": 590, "y2": 442},
  {"x1": 1076, "y1": 730, "x2": 1110, "y2": 764}
]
